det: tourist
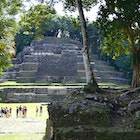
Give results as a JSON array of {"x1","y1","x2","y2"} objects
[
  {"x1": 22, "y1": 106, "x2": 26, "y2": 118},
  {"x1": 0, "y1": 108, "x2": 4, "y2": 117},
  {"x1": 40, "y1": 105, "x2": 43, "y2": 116},
  {"x1": 24, "y1": 106, "x2": 27, "y2": 118},
  {"x1": 0, "y1": 108, "x2": 1, "y2": 117},
  {"x1": 36, "y1": 106, "x2": 39, "y2": 116},
  {"x1": 9, "y1": 107, "x2": 12, "y2": 117},
  {"x1": 6, "y1": 109, "x2": 10, "y2": 118},
  {"x1": 19, "y1": 105, "x2": 22, "y2": 117},
  {"x1": 2, "y1": 107, "x2": 6, "y2": 117},
  {"x1": 16, "y1": 107, "x2": 19, "y2": 118},
  {"x1": 0, "y1": 107, "x2": 4, "y2": 117}
]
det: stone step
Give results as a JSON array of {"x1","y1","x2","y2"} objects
[
  {"x1": 90, "y1": 54, "x2": 130, "y2": 84},
  {"x1": 16, "y1": 77, "x2": 36, "y2": 83}
]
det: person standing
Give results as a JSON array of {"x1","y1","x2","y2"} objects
[
  {"x1": 9, "y1": 107, "x2": 12, "y2": 117},
  {"x1": 19, "y1": 105, "x2": 22, "y2": 117},
  {"x1": 36, "y1": 106, "x2": 39, "y2": 116},
  {"x1": 40, "y1": 105, "x2": 42, "y2": 116},
  {"x1": 16, "y1": 107, "x2": 19, "y2": 118}
]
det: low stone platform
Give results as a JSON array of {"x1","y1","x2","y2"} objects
[{"x1": 0, "y1": 86, "x2": 82, "y2": 103}]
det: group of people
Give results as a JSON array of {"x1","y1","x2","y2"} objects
[
  {"x1": 0, "y1": 105, "x2": 43, "y2": 118},
  {"x1": 36, "y1": 105, "x2": 43, "y2": 116},
  {"x1": 16, "y1": 105, "x2": 27, "y2": 118},
  {"x1": 0, "y1": 107, "x2": 12, "y2": 118}
]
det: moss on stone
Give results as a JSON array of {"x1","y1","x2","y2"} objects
[{"x1": 133, "y1": 117, "x2": 140, "y2": 129}]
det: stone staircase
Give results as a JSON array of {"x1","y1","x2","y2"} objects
[
  {"x1": 77, "y1": 54, "x2": 130, "y2": 85},
  {"x1": 0, "y1": 37, "x2": 83, "y2": 83}
]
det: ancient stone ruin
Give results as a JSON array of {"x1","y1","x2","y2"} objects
[
  {"x1": 44, "y1": 88, "x2": 140, "y2": 140},
  {"x1": 3, "y1": 37, "x2": 85, "y2": 83},
  {"x1": 1, "y1": 37, "x2": 130, "y2": 84}
]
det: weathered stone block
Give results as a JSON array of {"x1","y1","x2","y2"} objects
[
  {"x1": 16, "y1": 77, "x2": 36, "y2": 83},
  {"x1": 77, "y1": 63, "x2": 85, "y2": 70},
  {"x1": 17, "y1": 71, "x2": 37, "y2": 77},
  {"x1": 20, "y1": 63, "x2": 38, "y2": 71},
  {"x1": 77, "y1": 71, "x2": 86, "y2": 77}
]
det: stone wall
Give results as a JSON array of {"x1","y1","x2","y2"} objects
[{"x1": 0, "y1": 87, "x2": 79, "y2": 103}]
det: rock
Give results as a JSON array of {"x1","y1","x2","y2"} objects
[
  {"x1": 135, "y1": 111, "x2": 140, "y2": 118},
  {"x1": 117, "y1": 107, "x2": 127, "y2": 116},
  {"x1": 68, "y1": 104, "x2": 77, "y2": 114},
  {"x1": 85, "y1": 94, "x2": 99, "y2": 101},
  {"x1": 128, "y1": 99, "x2": 140, "y2": 113}
]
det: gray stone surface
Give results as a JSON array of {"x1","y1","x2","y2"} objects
[
  {"x1": 2, "y1": 37, "x2": 84, "y2": 83},
  {"x1": 1, "y1": 87, "x2": 78, "y2": 102}
]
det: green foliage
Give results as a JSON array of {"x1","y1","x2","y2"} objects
[
  {"x1": 0, "y1": 0, "x2": 23, "y2": 15},
  {"x1": 15, "y1": 31, "x2": 34, "y2": 54},
  {"x1": 0, "y1": 98, "x2": 2, "y2": 102},
  {"x1": 114, "y1": 54, "x2": 132, "y2": 78},
  {"x1": 16, "y1": 4, "x2": 83, "y2": 53},
  {"x1": 97, "y1": 0, "x2": 140, "y2": 87},
  {"x1": 100, "y1": 51, "x2": 132, "y2": 79},
  {"x1": 19, "y1": 5, "x2": 56, "y2": 40},
  {"x1": 133, "y1": 118, "x2": 140, "y2": 129},
  {"x1": 97, "y1": 0, "x2": 139, "y2": 57},
  {"x1": 0, "y1": 0, "x2": 22, "y2": 74},
  {"x1": 102, "y1": 29, "x2": 130, "y2": 59},
  {"x1": 87, "y1": 23, "x2": 100, "y2": 54}
]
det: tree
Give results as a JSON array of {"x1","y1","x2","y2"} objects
[
  {"x1": 97, "y1": 0, "x2": 140, "y2": 87},
  {"x1": 46, "y1": 0, "x2": 99, "y2": 90},
  {"x1": 75, "y1": 0, "x2": 98, "y2": 90},
  {"x1": 16, "y1": 4, "x2": 82, "y2": 53},
  {"x1": 0, "y1": 0, "x2": 22, "y2": 75},
  {"x1": 17, "y1": 0, "x2": 99, "y2": 90},
  {"x1": 19, "y1": 4, "x2": 56, "y2": 40}
]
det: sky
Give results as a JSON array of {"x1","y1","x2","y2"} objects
[
  {"x1": 54, "y1": 2, "x2": 100, "y2": 21},
  {"x1": 22, "y1": 1, "x2": 100, "y2": 22}
]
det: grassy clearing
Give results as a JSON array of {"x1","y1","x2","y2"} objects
[
  {"x1": 0, "y1": 81, "x2": 18, "y2": 85},
  {"x1": 0, "y1": 103, "x2": 49, "y2": 119},
  {"x1": 98, "y1": 83, "x2": 130, "y2": 88},
  {"x1": 0, "y1": 103, "x2": 49, "y2": 140},
  {"x1": 0, "y1": 134, "x2": 44, "y2": 140}
]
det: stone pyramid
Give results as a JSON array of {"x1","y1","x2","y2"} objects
[{"x1": 2, "y1": 37, "x2": 85, "y2": 83}]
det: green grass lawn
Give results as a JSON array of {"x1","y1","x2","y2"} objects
[
  {"x1": 0, "y1": 103, "x2": 49, "y2": 140},
  {"x1": 0, "y1": 134, "x2": 44, "y2": 140},
  {"x1": 0, "y1": 103, "x2": 49, "y2": 118}
]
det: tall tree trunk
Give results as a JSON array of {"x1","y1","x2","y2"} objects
[
  {"x1": 131, "y1": 50, "x2": 140, "y2": 87},
  {"x1": 126, "y1": 26, "x2": 140, "y2": 87},
  {"x1": 75, "y1": 0, "x2": 98, "y2": 90}
]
